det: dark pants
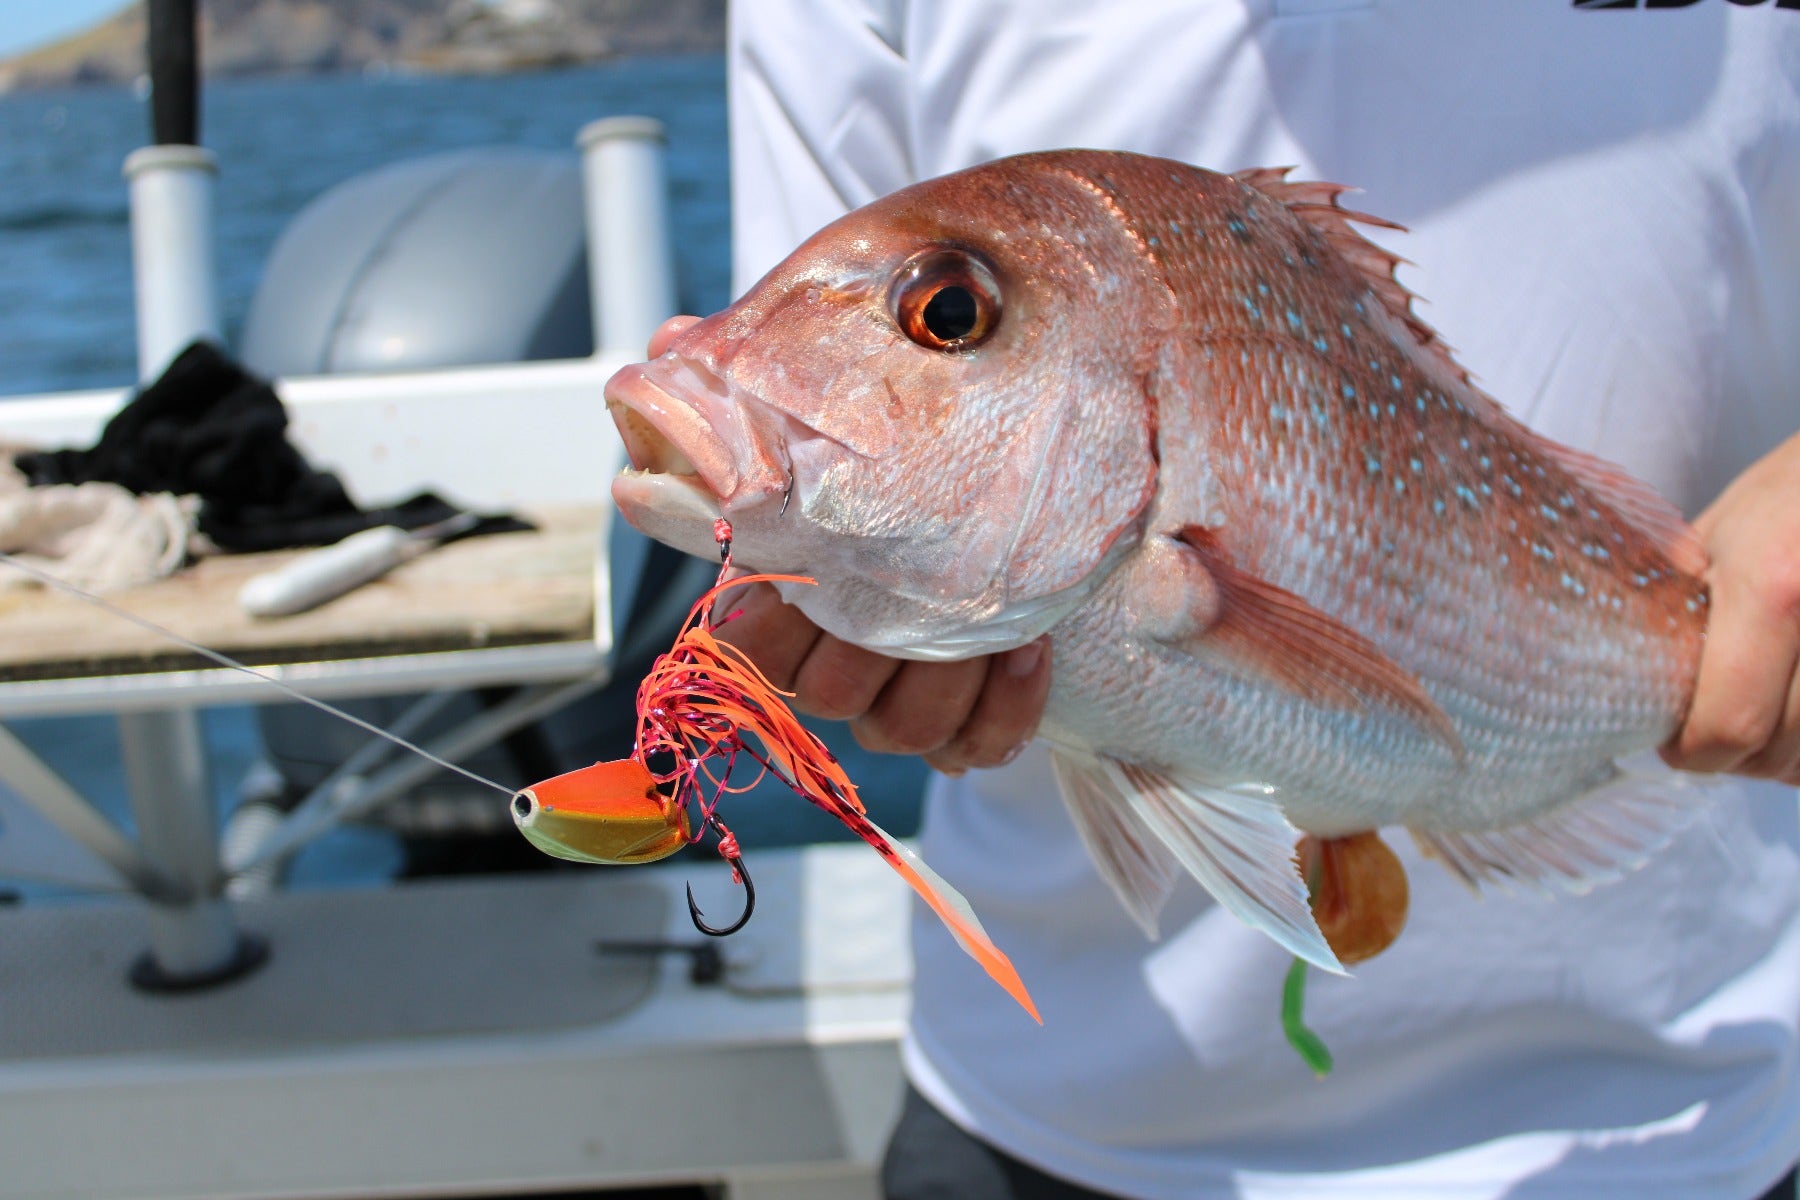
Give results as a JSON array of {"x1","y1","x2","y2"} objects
[{"x1": 882, "y1": 1084, "x2": 1800, "y2": 1200}]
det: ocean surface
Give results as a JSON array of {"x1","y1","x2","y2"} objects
[{"x1": 0, "y1": 58, "x2": 925, "y2": 897}]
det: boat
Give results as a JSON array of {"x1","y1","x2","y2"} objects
[{"x1": 0, "y1": 7, "x2": 907, "y2": 1198}]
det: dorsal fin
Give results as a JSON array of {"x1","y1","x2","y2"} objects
[
  {"x1": 1233, "y1": 167, "x2": 1707, "y2": 580},
  {"x1": 1533, "y1": 440, "x2": 1708, "y2": 577},
  {"x1": 1232, "y1": 166, "x2": 1470, "y2": 389}
]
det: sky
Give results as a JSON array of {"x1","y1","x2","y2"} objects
[{"x1": 0, "y1": 0, "x2": 127, "y2": 59}]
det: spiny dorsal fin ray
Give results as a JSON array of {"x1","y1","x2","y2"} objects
[
  {"x1": 1232, "y1": 166, "x2": 1707, "y2": 579},
  {"x1": 1230, "y1": 165, "x2": 1466, "y2": 388}
]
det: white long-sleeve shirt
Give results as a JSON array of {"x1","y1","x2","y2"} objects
[{"x1": 730, "y1": 4, "x2": 1800, "y2": 1195}]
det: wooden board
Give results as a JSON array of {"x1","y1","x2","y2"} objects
[{"x1": 0, "y1": 507, "x2": 601, "y2": 682}]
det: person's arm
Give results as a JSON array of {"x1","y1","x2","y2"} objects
[{"x1": 1662, "y1": 430, "x2": 1800, "y2": 785}]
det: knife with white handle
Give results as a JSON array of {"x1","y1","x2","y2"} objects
[{"x1": 238, "y1": 514, "x2": 480, "y2": 618}]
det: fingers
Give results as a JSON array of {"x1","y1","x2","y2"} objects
[
  {"x1": 712, "y1": 581, "x2": 821, "y2": 691},
  {"x1": 1660, "y1": 431, "x2": 1800, "y2": 785},
  {"x1": 1663, "y1": 568, "x2": 1800, "y2": 778},
  {"x1": 714, "y1": 582, "x2": 1054, "y2": 772},
  {"x1": 647, "y1": 315, "x2": 703, "y2": 358},
  {"x1": 793, "y1": 637, "x2": 903, "y2": 721},
  {"x1": 852, "y1": 655, "x2": 988, "y2": 756},
  {"x1": 922, "y1": 638, "x2": 1054, "y2": 774}
]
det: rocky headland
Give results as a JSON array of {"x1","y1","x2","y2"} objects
[{"x1": 0, "y1": 0, "x2": 725, "y2": 92}]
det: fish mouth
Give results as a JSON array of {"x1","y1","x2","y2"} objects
[{"x1": 605, "y1": 357, "x2": 741, "y2": 501}]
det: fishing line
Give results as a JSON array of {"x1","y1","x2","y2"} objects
[{"x1": 0, "y1": 552, "x2": 518, "y2": 799}]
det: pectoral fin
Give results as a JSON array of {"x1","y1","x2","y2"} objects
[
  {"x1": 1051, "y1": 751, "x2": 1343, "y2": 973},
  {"x1": 1175, "y1": 526, "x2": 1462, "y2": 757}
]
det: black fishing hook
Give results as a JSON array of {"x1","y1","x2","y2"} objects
[{"x1": 687, "y1": 817, "x2": 755, "y2": 937}]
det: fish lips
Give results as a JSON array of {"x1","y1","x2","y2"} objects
[{"x1": 604, "y1": 355, "x2": 789, "y2": 557}]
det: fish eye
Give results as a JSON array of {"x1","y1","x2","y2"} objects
[{"x1": 893, "y1": 250, "x2": 1001, "y2": 351}]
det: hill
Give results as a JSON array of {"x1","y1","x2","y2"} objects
[{"x1": 0, "y1": 0, "x2": 725, "y2": 92}]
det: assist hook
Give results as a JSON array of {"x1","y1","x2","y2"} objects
[{"x1": 688, "y1": 817, "x2": 755, "y2": 937}]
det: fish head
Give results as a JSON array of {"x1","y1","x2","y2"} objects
[{"x1": 608, "y1": 155, "x2": 1167, "y2": 658}]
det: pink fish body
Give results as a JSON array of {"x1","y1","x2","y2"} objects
[{"x1": 606, "y1": 150, "x2": 1708, "y2": 970}]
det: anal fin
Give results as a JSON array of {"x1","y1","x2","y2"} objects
[{"x1": 1411, "y1": 766, "x2": 1704, "y2": 894}]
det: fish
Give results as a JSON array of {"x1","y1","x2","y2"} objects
[{"x1": 602, "y1": 149, "x2": 1710, "y2": 975}]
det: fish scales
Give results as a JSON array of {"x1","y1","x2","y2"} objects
[
  {"x1": 605, "y1": 149, "x2": 1712, "y2": 968},
  {"x1": 1067, "y1": 156, "x2": 1705, "y2": 821}
]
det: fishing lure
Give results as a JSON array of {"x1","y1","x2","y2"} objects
[
  {"x1": 1284, "y1": 831, "x2": 1411, "y2": 1074},
  {"x1": 0, "y1": 531, "x2": 1039, "y2": 1021},
  {"x1": 511, "y1": 520, "x2": 1041, "y2": 1021}
]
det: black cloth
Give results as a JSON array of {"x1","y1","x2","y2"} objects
[
  {"x1": 17, "y1": 341, "x2": 528, "y2": 552},
  {"x1": 882, "y1": 1084, "x2": 1800, "y2": 1200}
]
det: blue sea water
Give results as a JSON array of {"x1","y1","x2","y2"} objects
[
  {"x1": 0, "y1": 58, "x2": 925, "y2": 897},
  {"x1": 0, "y1": 57, "x2": 735, "y2": 396}
]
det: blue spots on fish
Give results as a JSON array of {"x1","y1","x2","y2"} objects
[
  {"x1": 1538, "y1": 503, "x2": 1562, "y2": 524},
  {"x1": 1365, "y1": 453, "x2": 1382, "y2": 476},
  {"x1": 1581, "y1": 542, "x2": 1612, "y2": 562},
  {"x1": 1227, "y1": 217, "x2": 1252, "y2": 242},
  {"x1": 1560, "y1": 572, "x2": 1587, "y2": 598},
  {"x1": 1285, "y1": 309, "x2": 1303, "y2": 331},
  {"x1": 1314, "y1": 336, "x2": 1330, "y2": 354},
  {"x1": 1454, "y1": 484, "x2": 1479, "y2": 509}
]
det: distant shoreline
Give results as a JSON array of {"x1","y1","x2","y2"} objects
[{"x1": 0, "y1": 0, "x2": 725, "y2": 95}]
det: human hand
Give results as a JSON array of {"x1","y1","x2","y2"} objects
[
  {"x1": 713, "y1": 581, "x2": 1052, "y2": 774},
  {"x1": 642, "y1": 317, "x2": 1054, "y2": 773},
  {"x1": 1662, "y1": 430, "x2": 1800, "y2": 785}
]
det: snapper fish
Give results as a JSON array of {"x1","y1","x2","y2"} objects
[{"x1": 602, "y1": 149, "x2": 1709, "y2": 977}]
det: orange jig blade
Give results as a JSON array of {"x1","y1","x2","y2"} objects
[
  {"x1": 512, "y1": 520, "x2": 1040, "y2": 1022},
  {"x1": 511, "y1": 758, "x2": 690, "y2": 865}
]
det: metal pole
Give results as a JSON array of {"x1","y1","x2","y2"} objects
[
  {"x1": 117, "y1": 710, "x2": 262, "y2": 988},
  {"x1": 124, "y1": 145, "x2": 221, "y2": 380},
  {"x1": 146, "y1": 0, "x2": 199, "y2": 146},
  {"x1": 0, "y1": 724, "x2": 185, "y2": 903},
  {"x1": 577, "y1": 116, "x2": 677, "y2": 359},
  {"x1": 115, "y1": 0, "x2": 261, "y2": 990}
]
